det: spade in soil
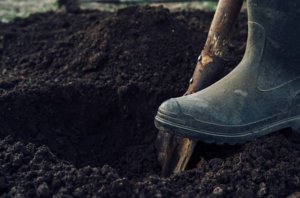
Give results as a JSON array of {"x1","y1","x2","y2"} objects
[{"x1": 156, "y1": 0, "x2": 244, "y2": 177}]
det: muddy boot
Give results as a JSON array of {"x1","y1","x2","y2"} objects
[{"x1": 155, "y1": 0, "x2": 300, "y2": 144}]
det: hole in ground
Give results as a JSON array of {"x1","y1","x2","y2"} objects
[{"x1": 0, "y1": 83, "x2": 171, "y2": 179}]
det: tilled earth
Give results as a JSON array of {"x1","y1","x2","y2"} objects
[{"x1": 0, "y1": 6, "x2": 299, "y2": 197}]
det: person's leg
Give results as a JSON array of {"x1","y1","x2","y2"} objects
[{"x1": 155, "y1": 0, "x2": 300, "y2": 144}]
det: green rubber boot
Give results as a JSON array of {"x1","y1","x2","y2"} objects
[{"x1": 155, "y1": 0, "x2": 300, "y2": 144}]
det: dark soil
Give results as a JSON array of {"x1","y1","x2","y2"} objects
[{"x1": 0, "y1": 5, "x2": 299, "y2": 197}]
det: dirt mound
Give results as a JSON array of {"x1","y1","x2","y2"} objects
[{"x1": 0, "y1": 5, "x2": 299, "y2": 198}]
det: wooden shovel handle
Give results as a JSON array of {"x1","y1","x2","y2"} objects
[{"x1": 185, "y1": 0, "x2": 244, "y2": 95}]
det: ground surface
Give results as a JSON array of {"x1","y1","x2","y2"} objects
[
  {"x1": 0, "y1": 0, "x2": 217, "y2": 23},
  {"x1": 0, "y1": 6, "x2": 299, "y2": 197}
]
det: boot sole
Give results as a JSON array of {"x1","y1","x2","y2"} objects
[{"x1": 154, "y1": 111, "x2": 300, "y2": 145}]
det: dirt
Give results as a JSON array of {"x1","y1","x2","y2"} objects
[{"x1": 0, "y1": 5, "x2": 299, "y2": 197}]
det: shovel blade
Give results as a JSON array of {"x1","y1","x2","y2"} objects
[{"x1": 156, "y1": 130, "x2": 197, "y2": 177}]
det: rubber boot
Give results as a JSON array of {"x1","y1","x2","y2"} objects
[{"x1": 154, "y1": 0, "x2": 300, "y2": 144}]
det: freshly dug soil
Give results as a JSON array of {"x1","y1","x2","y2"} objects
[{"x1": 0, "y1": 6, "x2": 299, "y2": 197}]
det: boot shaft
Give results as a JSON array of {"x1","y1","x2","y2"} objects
[{"x1": 248, "y1": 0, "x2": 300, "y2": 60}]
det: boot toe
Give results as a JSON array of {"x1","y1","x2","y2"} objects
[{"x1": 158, "y1": 98, "x2": 182, "y2": 116}]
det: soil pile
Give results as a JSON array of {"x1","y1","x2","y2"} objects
[{"x1": 0, "y1": 5, "x2": 299, "y2": 197}]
